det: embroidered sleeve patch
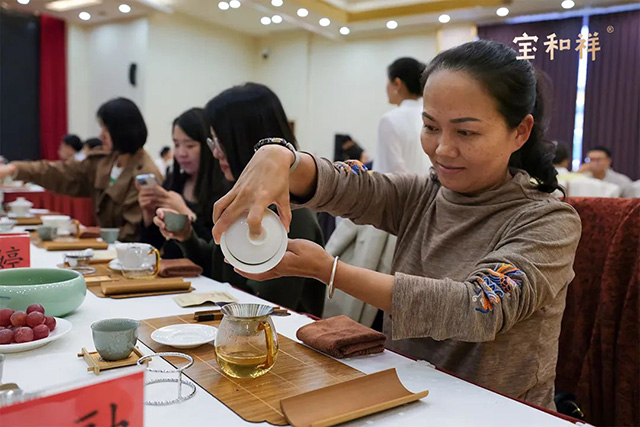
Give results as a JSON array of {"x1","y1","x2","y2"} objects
[
  {"x1": 472, "y1": 263, "x2": 524, "y2": 313},
  {"x1": 334, "y1": 160, "x2": 369, "y2": 175}
]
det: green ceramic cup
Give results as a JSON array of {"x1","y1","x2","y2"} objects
[
  {"x1": 100, "y1": 228, "x2": 120, "y2": 244},
  {"x1": 0, "y1": 268, "x2": 86, "y2": 317},
  {"x1": 164, "y1": 212, "x2": 188, "y2": 232},
  {"x1": 91, "y1": 318, "x2": 139, "y2": 361}
]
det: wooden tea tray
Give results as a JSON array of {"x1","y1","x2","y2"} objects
[
  {"x1": 138, "y1": 315, "x2": 365, "y2": 426},
  {"x1": 36, "y1": 238, "x2": 108, "y2": 251},
  {"x1": 85, "y1": 265, "x2": 193, "y2": 299}
]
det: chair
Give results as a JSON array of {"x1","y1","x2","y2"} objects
[{"x1": 556, "y1": 198, "x2": 639, "y2": 426}]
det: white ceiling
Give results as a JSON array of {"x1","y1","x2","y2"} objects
[{"x1": 1, "y1": 0, "x2": 635, "y2": 37}]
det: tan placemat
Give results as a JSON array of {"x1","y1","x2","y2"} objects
[{"x1": 138, "y1": 315, "x2": 365, "y2": 426}]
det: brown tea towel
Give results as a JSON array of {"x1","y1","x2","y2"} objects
[
  {"x1": 159, "y1": 258, "x2": 203, "y2": 278},
  {"x1": 296, "y1": 315, "x2": 386, "y2": 358},
  {"x1": 79, "y1": 227, "x2": 101, "y2": 239}
]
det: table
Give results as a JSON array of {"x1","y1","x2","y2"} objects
[
  {"x1": 2, "y1": 242, "x2": 575, "y2": 426},
  {"x1": 2, "y1": 186, "x2": 96, "y2": 226}
]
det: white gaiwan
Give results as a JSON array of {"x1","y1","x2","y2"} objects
[
  {"x1": 220, "y1": 210, "x2": 287, "y2": 274},
  {"x1": 7, "y1": 197, "x2": 33, "y2": 216}
]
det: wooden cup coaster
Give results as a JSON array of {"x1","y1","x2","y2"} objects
[{"x1": 78, "y1": 347, "x2": 149, "y2": 375}]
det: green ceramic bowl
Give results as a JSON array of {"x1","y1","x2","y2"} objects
[{"x1": 0, "y1": 268, "x2": 86, "y2": 317}]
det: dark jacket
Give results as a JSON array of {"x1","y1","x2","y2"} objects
[{"x1": 178, "y1": 208, "x2": 326, "y2": 317}]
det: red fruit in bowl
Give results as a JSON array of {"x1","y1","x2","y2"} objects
[
  {"x1": 0, "y1": 308, "x2": 14, "y2": 327},
  {"x1": 10, "y1": 311, "x2": 27, "y2": 327},
  {"x1": 0, "y1": 328, "x2": 14, "y2": 344},
  {"x1": 26, "y1": 304, "x2": 45, "y2": 315},
  {"x1": 14, "y1": 327, "x2": 34, "y2": 343},
  {"x1": 44, "y1": 316, "x2": 56, "y2": 331},
  {"x1": 26, "y1": 311, "x2": 45, "y2": 327},
  {"x1": 32, "y1": 324, "x2": 50, "y2": 340}
]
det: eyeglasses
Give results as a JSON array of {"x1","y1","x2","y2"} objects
[{"x1": 206, "y1": 137, "x2": 223, "y2": 155}]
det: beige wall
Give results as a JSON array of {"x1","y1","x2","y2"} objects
[{"x1": 67, "y1": 16, "x2": 473, "y2": 160}]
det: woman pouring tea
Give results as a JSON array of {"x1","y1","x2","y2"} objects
[{"x1": 210, "y1": 40, "x2": 581, "y2": 409}]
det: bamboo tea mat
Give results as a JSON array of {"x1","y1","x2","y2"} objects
[{"x1": 138, "y1": 314, "x2": 365, "y2": 425}]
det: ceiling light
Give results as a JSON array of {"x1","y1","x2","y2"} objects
[
  {"x1": 319, "y1": 18, "x2": 330, "y2": 27},
  {"x1": 229, "y1": 0, "x2": 240, "y2": 8},
  {"x1": 386, "y1": 20, "x2": 398, "y2": 29},
  {"x1": 261, "y1": 16, "x2": 271, "y2": 25},
  {"x1": 339, "y1": 26, "x2": 350, "y2": 35},
  {"x1": 118, "y1": 3, "x2": 131, "y2": 13},
  {"x1": 218, "y1": 1, "x2": 229, "y2": 10},
  {"x1": 271, "y1": 0, "x2": 283, "y2": 6},
  {"x1": 272, "y1": 14, "x2": 282, "y2": 24},
  {"x1": 45, "y1": 0, "x2": 100, "y2": 12},
  {"x1": 297, "y1": 8, "x2": 308, "y2": 17},
  {"x1": 438, "y1": 14, "x2": 450, "y2": 23},
  {"x1": 496, "y1": 7, "x2": 509, "y2": 16},
  {"x1": 17, "y1": 0, "x2": 30, "y2": 4},
  {"x1": 79, "y1": 11, "x2": 91, "y2": 20},
  {"x1": 561, "y1": 0, "x2": 575, "y2": 9}
]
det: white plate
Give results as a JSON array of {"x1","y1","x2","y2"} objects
[
  {"x1": 0, "y1": 318, "x2": 72, "y2": 353},
  {"x1": 150, "y1": 324, "x2": 217, "y2": 349}
]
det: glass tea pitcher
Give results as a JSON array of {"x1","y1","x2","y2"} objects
[{"x1": 215, "y1": 303, "x2": 279, "y2": 379}]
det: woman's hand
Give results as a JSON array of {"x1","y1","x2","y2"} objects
[
  {"x1": 153, "y1": 208, "x2": 193, "y2": 242},
  {"x1": 213, "y1": 145, "x2": 294, "y2": 244},
  {"x1": 156, "y1": 188, "x2": 194, "y2": 217},
  {"x1": 232, "y1": 239, "x2": 334, "y2": 284},
  {"x1": 0, "y1": 164, "x2": 17, "y2": 180},
  {"x1": 137, "y1": 186, "x2": 158, "y2": 227}
]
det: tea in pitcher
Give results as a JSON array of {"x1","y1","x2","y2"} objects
[{"x1": 216, "y1": 347, "x2": 277, "y2": 378}]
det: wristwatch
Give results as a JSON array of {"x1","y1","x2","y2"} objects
[{"x1": 254, "y1": 138, "x2": 300, "y2": 172}]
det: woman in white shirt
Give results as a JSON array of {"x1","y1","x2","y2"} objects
[{"x1": 374, "y1": 57, "x2": 432, "y2": 174}]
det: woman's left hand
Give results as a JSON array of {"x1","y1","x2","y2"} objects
[
  {"x1": 156, "y1": 188, "x2": 193, "y2": 217},
  {"x1": 233, "y1": 239, "x2": 334, "y2": 284}
]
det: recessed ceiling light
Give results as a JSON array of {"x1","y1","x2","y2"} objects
[
  {"x1": 45, "y1": 0, "x2": 100, "y2": 12},
  {"x1": 119, "y1": 3, "x2": 131, "y2": 13},
  {"x1": 561, "y1": 0, "x2": 575, "y2": 9},
  {"x1": 339, "y1": 26, "x2": 350, "y2": 35},
  {"x1": 496, "y1": 7, "x2": 509, "y2": 17},
  {"x1": 297, "y1": 8, "x2": 308, "y2": 17},
  {"x1": 229, "y1": 0, "x2": 240, "y2": 8},
  {"x1": 272, "y1": 14, "x2": 282, "y2": 24},
  {"x1": 261, "y1": 16, "x2": 271, "y2": 25},
  {"x1": 218, "y1": 1, "x2": 229, "y2": 10},
  {"x1": 271, "y1": 0, "x2": 283, "y2": 6},
  {"x1": 319, "y1": 17, "x2": 330, "y2": 27},
  {"x1": 386, "y1": 20, "x2": 398, "y2": 29},
  {"x1": 79, "y1": 11, "x2": 91, "y2": 20},
  {"x1": 17, "y1": 0, "x2": 30, "y2": 4},
  {"x1": 438, "y1": 14, "x2": 450, "y2": 23}
]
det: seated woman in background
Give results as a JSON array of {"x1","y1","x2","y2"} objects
[
  {"x1": 210, "y1": 41, "x2": 581, "y2": 409},
  {"x1": 83, "y1": 137, "x2": 103, "y2": 156},
  {"x1": 154, "y1": 83, "x2": 326, "y2": 317},
  {"x1": 138, "y1": 108, "x2": 226, "y2": 258},
  {"x1": 58, "y1": 134, "x2": 85, "y2": 162},
  {"x1": 0, "y1": 97, "x2": 160, "y2": 242}
]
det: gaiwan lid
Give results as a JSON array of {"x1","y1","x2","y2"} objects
[
  {"x1": 8, "y1": 197, "x2": 33, "y2": 208},
  {"x1": 220, "y1": 209, "x2": 287, "y2": 274}
]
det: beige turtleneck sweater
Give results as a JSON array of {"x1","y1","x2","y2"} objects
[{"x1": 298, "y1": 156, "x2": 581, "y2": 409}]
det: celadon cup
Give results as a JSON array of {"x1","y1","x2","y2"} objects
[
  {"x1": 0, "y1": 268, "x2": 86, "y2": 317},
  {"x1": 91, "y1": 318, "x2": 139, "y2": 361}
]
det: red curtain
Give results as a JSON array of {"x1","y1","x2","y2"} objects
[{"x1": 39, "y1": 15, "x2": 67, "y2": 161}]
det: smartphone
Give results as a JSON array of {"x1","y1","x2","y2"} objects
[{"x1": 135, "y1": 173, "x2": 158, "y2": 188}]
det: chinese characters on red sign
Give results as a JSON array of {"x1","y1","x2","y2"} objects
[
  {"x1": 513, "y1": 31, "x2": 602, "y2": 61},
  {"x1": 0, "y1": 232, "x2": 30, "y2": 269}
]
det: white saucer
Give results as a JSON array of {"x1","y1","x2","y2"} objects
[
  {"x1": 7, "y1": 212, "x2": 34, "y2": 219},
  {"x1": 150, "y1": 324, "x2": 217, "y2": 349},
  {"x1": 108, "y1": 259, "x2": 149, "y2": 272},
  {"x1": 0, "y1": 318, "x2": 72, "y2": 353}
]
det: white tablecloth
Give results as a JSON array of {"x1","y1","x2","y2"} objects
[{"x1": 2, "y1": 243, "x2": 573, "y2": 426}]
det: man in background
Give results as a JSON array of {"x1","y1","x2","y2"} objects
[
  {"x1": 578, "y1": 146, "x2": 632, "y2": 190},
  {"x1": 57, "y1": 134, "x2": 85, "y2": 161},
  {"x1": 553, "y1": 143, "x2": 620, "y2": 197}
]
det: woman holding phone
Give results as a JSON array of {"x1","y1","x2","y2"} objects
[
  {"x1": 0, "y1": 98, "x2": 159, "y2": 242},
  {"x1": 138, "y1": 108, "x2": 226, "y2": 258}
]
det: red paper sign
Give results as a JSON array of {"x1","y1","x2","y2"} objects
[
  {"x1": 0, "y1": 232, "x2": 30, "y2": 269},
  {"x1": 0, "y1": 370, "x2": 144, "y2": 426}
]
